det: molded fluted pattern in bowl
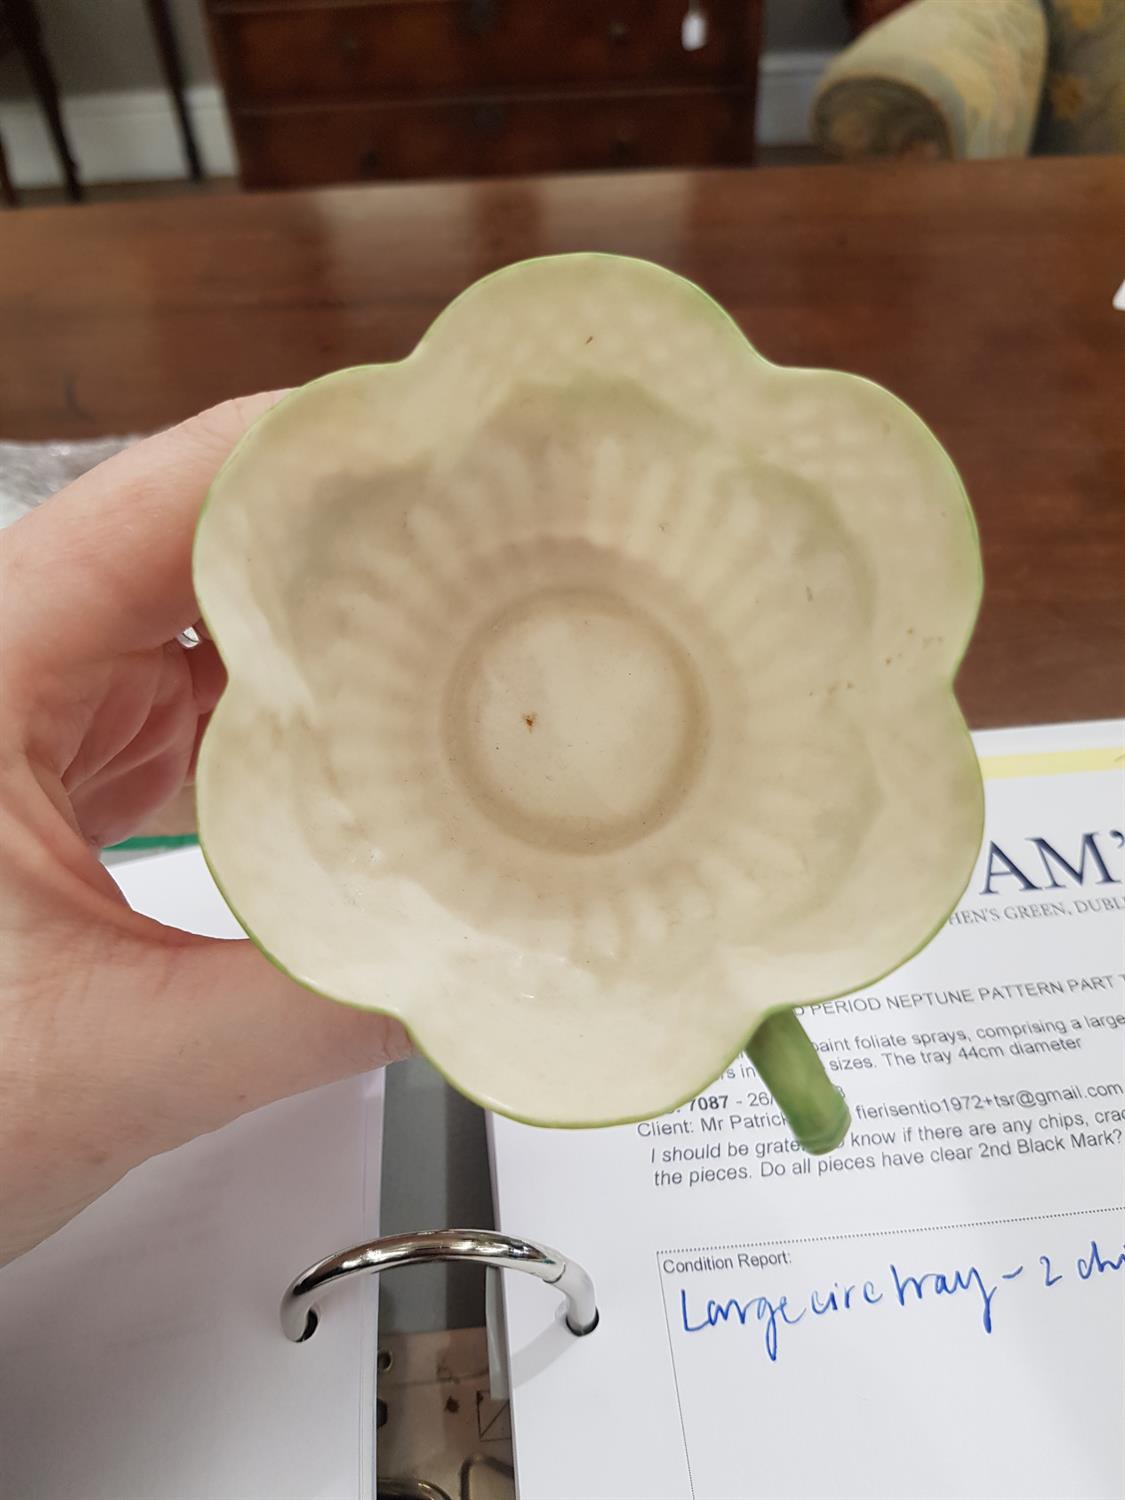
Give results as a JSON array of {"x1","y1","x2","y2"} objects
[{"x1": 194, "y1": 255, "x2": 983, "y2": 1127}]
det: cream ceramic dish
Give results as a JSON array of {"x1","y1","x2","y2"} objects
[{"x1": 194, "y1": 254, "x2": 983, "y2": 1148}]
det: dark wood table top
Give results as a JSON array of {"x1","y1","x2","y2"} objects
[{"x1": 2, "y1": 156, "x2": 1122, "y2": 730}]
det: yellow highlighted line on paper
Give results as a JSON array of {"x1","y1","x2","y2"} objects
[{"x1": 980, "y1": 746, "x2": 1125, "y2": 781}]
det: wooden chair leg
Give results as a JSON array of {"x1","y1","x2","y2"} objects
[
  {"x1": 0, "y1": 132, "x2": 18, "y2": 207},
  {"x1": 5, "y1": 0, "x2": 82, "y2": 201},
  {"x1": 144, "y1": 0, "x2": 204, "y2": 180}
]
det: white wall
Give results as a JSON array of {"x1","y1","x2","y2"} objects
[
  {"x1": 765, "y1": 0, "x2": 850, "y2": 50},
  {"x1": 0, "y1": 0, "x2": 214, "y2": 98}
]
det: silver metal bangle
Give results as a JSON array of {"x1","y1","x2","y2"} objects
[{"x1": 281, "y1": 1228, "x2": 599, "y2": 1342}]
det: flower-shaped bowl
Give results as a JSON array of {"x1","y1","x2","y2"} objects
[{"x1": 194, "y1": 255, "x2": 983, "y2": 1146}]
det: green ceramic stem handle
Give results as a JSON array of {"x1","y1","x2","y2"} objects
[{"x1": 746, "y1": 1010, "x2": 850, "y2": 1155}]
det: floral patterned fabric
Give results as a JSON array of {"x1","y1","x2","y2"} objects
[
  {"x1": 813, "y1": 0, "x2": 1049, "y2": 160},
  {"x1": 1035, "y1": 0, "x2": 1125, "y2": 153}
]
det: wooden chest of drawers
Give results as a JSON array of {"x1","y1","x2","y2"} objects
[{"x1": 205, "y1": 0, "x2": 763, "y2": 189}]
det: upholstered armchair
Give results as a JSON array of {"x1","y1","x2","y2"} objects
[{"x1": 813, "y1": 0, "x2": 1125, "y2": 161}]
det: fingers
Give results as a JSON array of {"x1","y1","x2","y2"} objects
[
  {"x1": 184, "y1": 638, "x2": 227, "y2": 716},
  {"x1": 2, "y1": 392, "x2": 288, "y2": 671}
]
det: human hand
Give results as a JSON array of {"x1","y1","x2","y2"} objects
[{"x1": 0, "y1": 396, "x2": 411, "y2": 1265}]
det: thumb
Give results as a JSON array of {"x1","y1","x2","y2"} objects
[
  {"x1": 131, "y1": 929, "x2": 413, "y2": 1144},
  {"x1": 0, "y1": 920, "x2": 411, "y2": 1266}
]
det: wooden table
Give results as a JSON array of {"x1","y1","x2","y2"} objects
[{"x1": 2, "y1": 156, "x2": 1122, "y2": 730}]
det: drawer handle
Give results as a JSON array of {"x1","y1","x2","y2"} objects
[
  {"x1": 610, "y1": 131, "x2": 637, "y2": 163},
  {"x1": 359, "y1": 148, "x2": 380, "y2": 176},
  {"x1": 467, "y1": 0, "x2": 498, "y2": 35},
  {"x1": 608, "y1": 18, "x2": 630, "y2": 44},
  {"x1": 472, "y1": 102, "x2": 507, "y2": 136},
  {"x1": 681, "y1": 5, "x2": 709, "y2": 50}
]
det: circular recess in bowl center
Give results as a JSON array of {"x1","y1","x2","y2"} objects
[{"x1": 445, "y1": 583, "x2": 709, "y2": 856}]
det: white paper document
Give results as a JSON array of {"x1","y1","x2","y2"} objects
[
  {"x1": 491, "y1": 722, "x2": 1125, "y2": 1500},
  {"x1": 0, "y1": 848, "x2": 385, "y2": 1500}
]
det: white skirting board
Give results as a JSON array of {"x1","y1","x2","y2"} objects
[
  {"x1": 1, "y1": 83, "x2": 237, "y2": 188},
  {"x1": 0, "y1": 51, "x2": 833, "y2": 189}
]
